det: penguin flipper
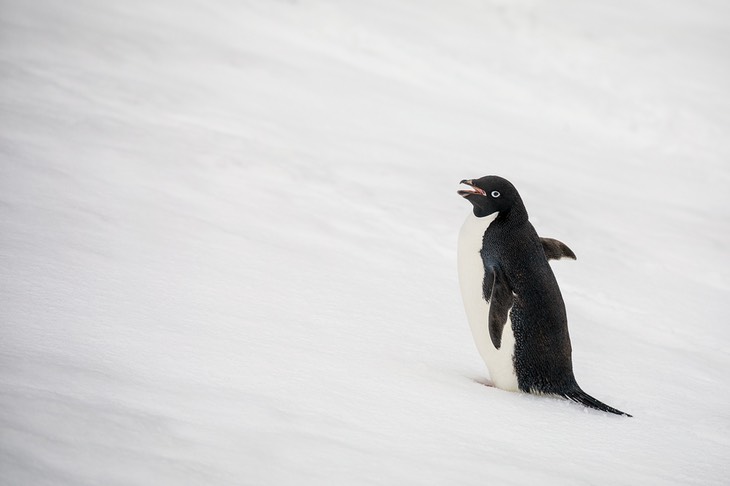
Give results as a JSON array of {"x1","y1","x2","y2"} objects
[
  {"x1": 482, "y1": 265, "x2": 514, "y2": 350},
  {"x1": 541, "y1": 237, "x2": 577, "y2": 260},
  {"x1": 562, "y1": 388, "x2": 632, "y2": 417}
]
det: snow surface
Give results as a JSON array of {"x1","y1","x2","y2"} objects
[{"x1": 1, "y1": 0, "x2": 729, "y2": 484}]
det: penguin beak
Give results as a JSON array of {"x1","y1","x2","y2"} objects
[{"x1": 458, "y1": 179, "x2": 486, "y2": 197}]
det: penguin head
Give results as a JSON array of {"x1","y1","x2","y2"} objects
[{"x1": 458, "y1": 175, "x2": 524, "y2": 219}]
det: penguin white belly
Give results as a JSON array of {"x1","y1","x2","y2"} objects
[{"x1": 457, "y1": 213, "x2": 519, "y2": 391}]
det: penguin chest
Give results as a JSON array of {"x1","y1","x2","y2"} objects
[{"x1": 457, "y1": 213, "x2": 519, "y2": 391}]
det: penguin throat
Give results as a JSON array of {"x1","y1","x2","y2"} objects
[
  {"x1": 474, "y1": 205, "x2": 529, "y2": 224},
  {"x1": 473, "y1": 207, "x2": 498, "y2": 219}
]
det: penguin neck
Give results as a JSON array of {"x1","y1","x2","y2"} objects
[
  {"x1": 496, "y1": 204, "x2": 528, "y2": 226},
  {"x1": 474, "y1": 200, "x2": 529, "y2": 226}
]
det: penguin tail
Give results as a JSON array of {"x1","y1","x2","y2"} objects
[{"x1": 562, "y1": 388, "x2": 632, "y2": 417}]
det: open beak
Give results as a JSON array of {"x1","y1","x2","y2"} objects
[{"x1": 458, "y1": 179, "x2": 486, "y2": 197}]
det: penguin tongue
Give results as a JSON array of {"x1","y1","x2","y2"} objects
[{"x1": 458, "y1": 181, "x2": 486, "y2": 197}]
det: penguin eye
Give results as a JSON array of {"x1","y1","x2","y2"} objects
[{"x1": 491, "y1": 191, "x2": 501, "y2": 198}]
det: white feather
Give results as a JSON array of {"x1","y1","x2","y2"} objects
[{"x1": 457, "y1": 212, "x2": 519, "y2": 391}]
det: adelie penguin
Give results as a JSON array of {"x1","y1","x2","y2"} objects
[{"x1": 457, "y1": 175, "x2": 630, "y2": 417}]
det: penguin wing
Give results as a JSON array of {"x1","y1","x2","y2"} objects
[
  {"x1": 482, "y1": 264, "x2": 514, "y2": 350},
  {"x1": 541, "y1": 237, "x2": 577, "y2": 260}
]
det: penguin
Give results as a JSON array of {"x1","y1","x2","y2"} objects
[{"x1": 457, "y1": 175, "x2": 630, "y2": 416}]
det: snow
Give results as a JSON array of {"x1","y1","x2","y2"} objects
[{"x1": 1, "y1": 0, "x2": 729, "y2": 484}]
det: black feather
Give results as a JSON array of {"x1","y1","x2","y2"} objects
[
  {"x1": 540, "y1": 237, "x2": 577, "y2": 260},
  {"x1": 562, "y1": 388, "x2": 632, "y2": 417}
]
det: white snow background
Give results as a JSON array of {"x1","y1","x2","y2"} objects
[{"x1": 1, "y1": 0, "x2": 729, "y2": 484}]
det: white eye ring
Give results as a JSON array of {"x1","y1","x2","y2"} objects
[{"x1": 491, "y1": 191, "x2": 501, "y2": 198}]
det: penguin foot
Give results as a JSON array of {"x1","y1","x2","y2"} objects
[{"x1": 473, "y1": 378, "x2": 495, "y2": 388}]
